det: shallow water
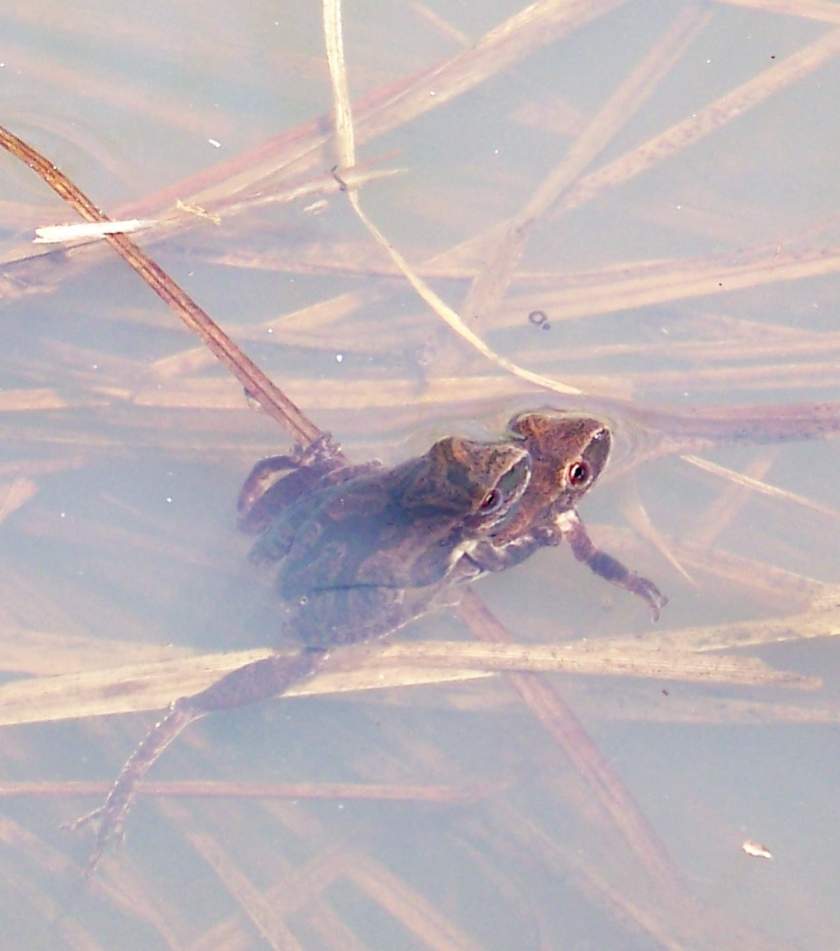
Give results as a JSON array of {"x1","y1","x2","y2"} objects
[{"x1": 1, "y1": 1, "x2": 839, "y2": 948}]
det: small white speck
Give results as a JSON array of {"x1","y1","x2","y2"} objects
[
  {"x1": 303, "y1": 198, "x2": 328, "y2": 216},
  {"x1": 208, "y1": 138, "x2": 222, "y2": 149},
  {"x1": 706, "y1": 58, "x2": 712, "y2": 64},
  {"x1": 493, "y1": 148, "x2": 500, "y2": 156},
  {"x1": 675, "y1": 204, "x2": 682, "y2": 210},
  {"x1": 742, "y1": 839, "x2": 773, "y2": 860},
  {"x1": 335, "y1": 353, "x2": 344, "y2": 363},
  {"x1": 91, "y1": 363, "x2": 99, "y2": 370},
  {"x1": 165, "y1": 496, "x2": 173, "y2": 504},
  {"x1": 59, "y1": 511, "x2": 66, "y2": 519},
  {"x1": 337, "y1": 803, "x2": 345, "y2": 811},
  {"x1": 429, "y1": 90, "x2": 436, "y2": 97},
  {"x1": 267, "y1": 327, "x2": 274, "y2": 334}
]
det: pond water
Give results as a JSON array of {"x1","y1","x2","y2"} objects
[{"x1": 1, "y1": 1, "x2": 839, "y2": 948}]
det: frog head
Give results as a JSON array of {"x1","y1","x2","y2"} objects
[
  {"x1": 395, "y1": 436, "x2": 532, "y2": 534},
  {"x1": 489, "y1": 411, "x2": 610, "y2": 544}
]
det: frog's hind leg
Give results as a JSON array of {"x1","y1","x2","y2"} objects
[
  {"x1": 237, "y1": 453, "x2": 326, "y2": 534},
  {"x1": 237, "y1": 441, "x2": 382, "y2": 535},
  {"x1": 68, "y1": 648, "x2": 328, "y2": 876}
]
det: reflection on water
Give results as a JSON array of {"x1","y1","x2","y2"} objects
[{"x1": 1, "y1": 0, "x2": 839, "y2": 947}]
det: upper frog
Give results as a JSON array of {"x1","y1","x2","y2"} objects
[
  {"x1": 452, "y1": 411, "x2": 610, "y2": 574},
  {"x1": 456, "y1": 409, "x2": 666, "y2": 618},
  {"x1": 241, "y1": 435, "x2": 532, "y2": 646},
  {"x1": 491, "y1": 411, "x2": 610, "y2": 548}
]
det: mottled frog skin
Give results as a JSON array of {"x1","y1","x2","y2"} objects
[
  {"x1": 248, "y1": 434, "x2": 533, "y2": 647},
  {"x1": 70, "y1": 433, "x2": 531, "y2": 873}
]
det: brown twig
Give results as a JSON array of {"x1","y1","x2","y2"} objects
[{"x1": 0, "y1": 123, "x2": 322, "y2": 447}]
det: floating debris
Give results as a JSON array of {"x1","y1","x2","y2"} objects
[
  {"x1": 742, "y1": 839, "x2": 773, "y2": 860},
  {"x1": 34, "y1": 219, "x2": 155, "y2": 243}
]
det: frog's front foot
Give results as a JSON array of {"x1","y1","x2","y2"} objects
[
  {"x1": 292, "y1": 432, "x2": 342, "y2": 467},
  {"x1": 630, "y1": 575, "x2": 668, "y2": 622},
  {"x1": 585, "y1": 549, "x2": 668, "y2": 621}
]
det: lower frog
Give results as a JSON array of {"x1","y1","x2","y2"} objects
[
  {"x1": 70, "y1": 434, "x2": 531, "y2": 873},
  {"x1": 455, "y1": 409, "x2": 667, "y2": 619}
]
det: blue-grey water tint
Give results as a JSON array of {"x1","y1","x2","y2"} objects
[{"x1": 1, "y1": 1, "x2": 839, "y2": 947}]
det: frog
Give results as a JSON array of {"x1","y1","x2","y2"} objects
[
  {"x1": 247, "y1": 432, "x2": 534, "y2": 647},
  {"x1": 453, "y1": 410, "x2": 667, "y2": 619},
  {"x1": 70, "y1": 433, "x2": 532, "y2": 874}
]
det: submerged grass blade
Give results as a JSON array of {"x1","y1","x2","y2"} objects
[
  {"x1": 322, "y1": 0, "x2": 583, "y2": 402},
  {"x1": 0, "y1": 637, "x2": 814, "y2": 727}
]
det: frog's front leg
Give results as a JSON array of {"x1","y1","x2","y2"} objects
[
  {"x1": 458, "y1": 528, "x2": 556, "y2": 579},
  {"x1": 68, "y1": 648, "x2": 330, "y2": 876},
  {"x1": 554, "y1": 510, "x2": 667, "y2": 620}
]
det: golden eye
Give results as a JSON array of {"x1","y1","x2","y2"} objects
[{"x1": 568, "y1": 460, "x2": 589, "y2": 486}]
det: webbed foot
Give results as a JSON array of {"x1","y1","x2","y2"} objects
[{"x1": 63, "y1": 703, "x2": 198, "y2": 876}]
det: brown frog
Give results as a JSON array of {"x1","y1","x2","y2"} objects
[
  {"x1": 247, "y1": 433, "x2": 533, "y2": 647},
  {"x1": 71, "y1": 434, "x2": 531, "y2": 873},
  {"x1": 454, "y1": 410, "x2": 667, "y2": 619}
]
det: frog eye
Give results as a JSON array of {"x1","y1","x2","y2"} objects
[
  {"x1": 568, "y1": 460, "x2": 590, "y2": 487},
  {"x1": 479, "y1": 488, "x2": 503, "y2": 513}
]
